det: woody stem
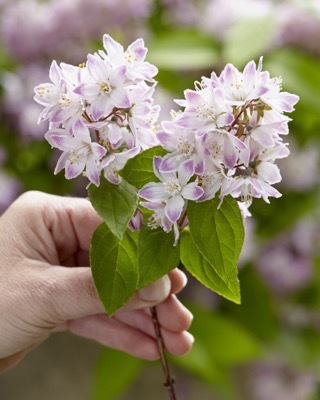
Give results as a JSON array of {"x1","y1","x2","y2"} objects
[{"x1": 150, "y1": 306, "x2": 177, "y2": 400}]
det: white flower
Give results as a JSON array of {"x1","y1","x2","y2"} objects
[
  {"x1": 101, "y1": 34, "x2": 158, "y2": 82},
  {"x1": 101, "y1": 147, "x2": 140, "y2": 184},
  {"x1": 157, "y1": 120, "x2": 204, "y2": 173},
  {"x1": 74, "y1": 53, "x2": 130, "y2": 120},
  {"x1": 45, "y1": 120, "x2": 106, "y2": 186},
  {"x1": 34, "y1": 60, "x2": 83, "y2": 130},
  {"x1": 139, "y1": 157, "x2": 204, "y2": 223}
]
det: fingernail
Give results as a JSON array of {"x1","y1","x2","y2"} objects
[
  {"x1": 187, "y1": 310, "x2": 194, "y2": 322},
  {"x1": 139, "y1": 276, "x2": 170, "y2": 302},
  {"x1": 185, "y1": 331, "x2": 195, "y2": 344},
  {"x1": 181, "y1": 272, "x2": 188, "y2": 288}
]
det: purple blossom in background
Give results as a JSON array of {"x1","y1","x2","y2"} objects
[
  {"x1": 247, "y1": 359, "x2": 318, "y2": 400},
  {"x1": 278, "y1": 139, "x2": 320, "y2": 191},
  {"x1": 256, "y1": 218, "x2": 319, "y2": 294},
  {"x1": 160, "y1": 0, "x2": 201, "y2": 26},
  {"x1": 1, "y1": 65, "x2": 49, "y2": 139},
  {"x1": 202, "y1": 0, "x2": 272, "y2": 40},
  {"x1": 276, "y1": 3, "x2": 320, "y2": 55},
  {"x1": 1, "y1": 0, "x2": 152, "y2": 63}
]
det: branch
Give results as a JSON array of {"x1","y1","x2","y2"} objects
[{"x1": 150, "y1": 306, "x2": 177, "y2": 400}]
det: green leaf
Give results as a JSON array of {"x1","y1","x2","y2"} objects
[
  {"x1": 137, "y1": 226, "x2": 180, "y2": 288},
  {"x1": 92, "y1": 348, "x2": 144, "y2": 400},
  {"x1": 148, "y1": 29, "x2": 219, "y2": 70},
  {"x1": 90, "y1": 223, "x2": 138, "y2": 315},
  {"x1": 88, "y1": 178, "x2": 138, "y2": 240},
  {"x1": 223, "y1": 17, "x2": 276, "y2": 66},
  {"x1": 120, "y1": 146, "x2": 166, "y2": 189},
  {"x1": 181, "y1": 230, "x2": 239, "y2": 303},
  {"x1": 187, "y1": 197, "x2": 244, "y2": 304}
]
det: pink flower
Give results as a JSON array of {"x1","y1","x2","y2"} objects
[
  {"x1": 211, "y1": 58, "x2": 269, "y2": 105},
  {"x1": 175, "y1": 86, "x2": 234, "y2": 136},
  {"x1": 202, "y1": 128, "x2": 247, "y2": 169},
  {"x1": 140, "y1": 201, "x2": 180, "y2": 246},
  {"x1": 45, "y1": 120, "x2": 106, "y2": 186},
  {"x1": 127, "y1": 82, "x2": 159, "y2": 149},
  {"x1": 101, "y1": 146, "x2": 140, "y2": 184},
  {"x1": 139, "y1": 157, "x2": 204, "y2": 223},
  {"x1": 157, "y1": 121, "x2": 204, "y2": 173},
  {"x1": 128, "y1": 209, "x2": 143, "y2": 232},
  {"x1": 74, "y1": 54, "x2": 130, "y2": 120},
  {"x1": 34, "y1": 61, "x2": 84, "y2": 130},
  {"x1": 101, "y1": 34, "x2": 158, "y2": 82},
  {"x1": 261, "y1": 76, "x2": 299, "y2": 113}
]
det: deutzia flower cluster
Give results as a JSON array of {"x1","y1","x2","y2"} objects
[
  {"x1": 34, "y1": 34, "x2": 159, "y2": 186},
  {"x1": 34, "y1": 35, "x2": 299, "y2": 245},
  {"x1": 139, "y1": 58, "x2": 299, "y2": 237}
]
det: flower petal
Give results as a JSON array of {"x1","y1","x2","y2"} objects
[
  {"x1": 92, "y1": 95, "x2": 110, "y2": 120},
  {"x1": 165, "y1": 195, "x2": 185, "y2": 223},
  {"x1": 110, "y1": 87, "x2": 130, "y2": 109},
  {"x1": 65, "y1": 159, "x2": 85, "y2": 180},
  {"x1": 91, "y1": 142, "x2": 107, "y2": 159},
  {"x1": 181, "y1": 182, "x2": 204, "y2": 200},
  {"x1": 160, "y1": 154, "x2": 183, "y2": 173},
  {"x1": 257, "y1": 162, "x2": 281, "y2": 184},
  {"x1": 139, "y1": 182, "x2": 168, "y2": 201},
  {"x1": 156, "y1": 131, "x2": 177, "y2": 151},
  {"x1": 86, "y1": 155, "x2": 100, "y2": 186},
  {"x1": 178, "y1": 159, "x2": 194, "y2": 186}
]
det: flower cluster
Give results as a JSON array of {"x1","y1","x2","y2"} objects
[
  {"x1": 139, "y1": 58, "x2": 299, "y2": 234},
  {"x1": 35, "y1": 35, "x2": 299, "y2": 245},
  {"x1": 34, "y1": 34, "x2": 159, "y2": 186}
]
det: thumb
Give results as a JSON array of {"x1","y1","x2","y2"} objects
[
  {"x1": 124, "y1": 274, "x2": 172, "y2": 311},
  {"x1": 46, "y1": 267, "x2": 171, "y2": 322}
]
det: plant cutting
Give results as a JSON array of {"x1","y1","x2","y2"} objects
[{"x1": 34, "y1": 34, "x2": 299, "y2": 399}]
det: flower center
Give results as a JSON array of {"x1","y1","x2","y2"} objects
[
  {"x1": 36, "y1": 86, "x2": 50, "y2": 98},
  {"x1": 124, "y1": 49, "x2": 139, "y2": 64},
  {"x1": 196, "y1": 105, "x2": 216, "y2": 122},
  {"x1": 148, "y1": 214, "x2": 162, "y2": 230},
  {"x1": 231, "y1": 79, "x2": 244, "y2": 90},
  {"x1": 68, "y1": 150, "x2": 83, "y2": 164},
  {"x1": 68, "y1": 144, "x2": 91, "y2": 163},
  {"x1": 209, "y1": 141, "x2": 222, "y2": 157},
  {"x1": 270, "y1": 76, "x2": 282, "y2": 91},
  {"x1": 177, "y1": 138, "x2": 194, "y2": 156},
  {"x1": 58, "y1": 93, "x2": 72, "y2": 107},
  {"x1": 99, "y1": 81, "x2": 112, "y2": 94},
  {"x1": 164, "y1": 178, "x2": 181, "y2": 196}
]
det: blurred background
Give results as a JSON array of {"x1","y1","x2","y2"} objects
[{"x1": 1, "y1": 0, "x2": 320, "y2": 399}]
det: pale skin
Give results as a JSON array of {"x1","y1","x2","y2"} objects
[{"x1": 0, "y1": 191, "x2": 194, "y2": 373}]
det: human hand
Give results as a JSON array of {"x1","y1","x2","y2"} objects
[{"x1": 0, "y1": 191, "x2": 193, "y2": 373}]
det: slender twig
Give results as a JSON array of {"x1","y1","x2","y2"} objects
[
  {"x1": 150, "y1": 306, "x2": 177, "y2": 400},
  {"x1": 227, "y1": 100, "x2": 252, "y2": 132}
]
